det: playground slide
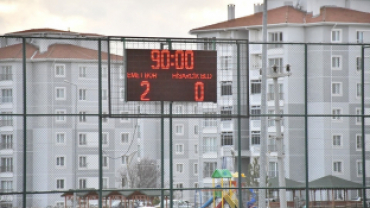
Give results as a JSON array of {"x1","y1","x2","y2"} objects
[
  {"x1": 246, "y1": 189, "x2": 257, "y2": 208},
  {"x1": 201, "y1": 197, "x2": 215, "y2": 208}
]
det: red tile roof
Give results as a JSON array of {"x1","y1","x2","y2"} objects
[
  {"x1": 6, "y1": 28, "x2": 103, "y2": 37},
  {"x1": 0, "y1": 43, "x2": 122, "y2": 60},
  {"x1": 190, "y1": 6, "x2": 370, "y2": 32}
]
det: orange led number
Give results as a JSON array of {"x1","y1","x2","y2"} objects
[
  {"x1": 151, "y1": 50, "x2": 160, "y2": 69},
  {"x1": 194, "y1": 81, "x2": 204, "y2": 101},
  {"x1": 140, "y1": 81, "x2": 150, "y2": 101}
]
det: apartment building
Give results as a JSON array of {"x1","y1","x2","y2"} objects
[{"x1": 190, "y1": 0, "x2": 370, "y2": 200}]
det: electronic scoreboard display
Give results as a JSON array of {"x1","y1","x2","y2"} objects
[{"x1": 126, "y1": 49, "x2": 217, "y2": 102}]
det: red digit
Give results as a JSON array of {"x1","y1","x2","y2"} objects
[
  {"x1": 185, "y1": 50, "x2": 194, "y2": 70},
  {"x1": 175, "y1": 50, "x2": 184, "y2": 69},
  {"x1": 161, "y1": 50, "x2": 170, "y2": 69},
  {"x1": 151, "y1": 50, "x2": 160, "y2": 69},
  {"x1": 140, "y1": 81, "x2": 150, "y2": 101},
  {"x1": 194, "y1": 82, "x2": 204, "y2": 101}
]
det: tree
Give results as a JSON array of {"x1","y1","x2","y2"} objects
[{"x1": 118, "y1": 157, "x2": 161, "y2": 188}]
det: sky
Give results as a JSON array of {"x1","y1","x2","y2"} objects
[{"x1": 0, "y1": 0, "x2": 263, "y2": 37}]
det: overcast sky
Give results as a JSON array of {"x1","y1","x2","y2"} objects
[{"x1": 0, "y1": 0, "x2": 263, "y2": 37}]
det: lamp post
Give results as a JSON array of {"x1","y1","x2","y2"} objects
[
  {"x1": 64, "y1": 80, "x2": 78, "y2": 208},
  {"x1": 267, "y1": 64, "x2": 291, "y2": 208}
]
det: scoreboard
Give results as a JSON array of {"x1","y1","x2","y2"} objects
[{"x1": 126, "y1": 49, "x2": 217, "y2": 102}]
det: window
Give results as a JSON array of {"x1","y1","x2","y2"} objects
[
  {"x1": 356, "y1": 108, "x2": 362, "y2": 125},
  {"x1": 194, "y1": 144, "x2": 198, "y2": 154},
  {"x1": 203, "y1": 37, "x2": 215, "y2": 50},
  {"x1": 203, "y1": 137, "x2": 217, "y2": 153},
  {"x1": 56, "y1": 156, "x2": 65, "y2": 168},
  {"x1": 79, "y1": 179, "x2": 87, "y2": 189},
  {"x1": 269, "y1": 162, "x2": 278, "y2": 177},
  {"x1": 194, "y1": 183, "x2": 199, "y2": 188},
  {"x1": 203, "y1": 162, "x2": 217, "y2": 177},
  {"x1": 251, "y1": 131, "x2": 260, "y2": 145},
  {"x1": 332, "y1": 135, "x2": 342, "y2": 147},
  {"x1": 269, "y1": 58, "x2": 283, "y2": 73},
  {"x1": 332, "y1": 82, "x2": 342, "y2": 96},
  {"x1": 334, "y1": 190, "x2": 344, "y2": 200},
  {"x1": 194, "y1": 163, "x2": 198, "y2": 175},
  {"x1": 103, "y1": 178, "x2": 108, "y2": 189},
  {"x1": 268, "y1": 83, "x2": 283, "y2": 100},
  {"x1": 1, "y1": 157, "x2": 13, "y2": 172},
  {"x1": 79, "y1": 111, "x2": 86, "y2": 122},
  {"x1": 55, "y1": 64, "x2": 65, "y2": 77},
  {"x1": 175, "y1": 144, "x2": 184, "y2": 154},
  {"x1": 79, "y1": 133, "x2": 87, "y2": 145},
  {"x1": 251, "y1": 80, "x2": 261, "y2": 94},
  {"x1": 332, "y1": 108, "x2": 342, "y2": 120},
  {"x1": 331, "y1": 56, "x2": 341, "y2": 69},
  {"x1": 103, "y1": 156, "x2": 108, "y2": 168},
  {"x1": 331, "y1": 30, "x2": 341, "y2": 42},
  {"x1": 102, "y1": 133, "x2": 108, "y2": 145},
  {"x1": 1, "y1": 134, "x2": 13, "y2": 149},
  {"x1": 120, "y1": 112, "x2": 129, "y2": 122},
  {"x1": 357, "y1": 31, "x2": 364, "y2": 43},
  {"x1": 220, "y1": 56, "x2": 232, "y2": 70},
  {"x1": 79, "y1": 66, "x2": 87, "y2": 78},
  {"x1": 121, "y1": 133, "x2": 129, "y2": 143},
  {"x1": 0, "y1": 65, "x2": 12, "y2": 81},
  {"x1": 121, "y1": 156, "x2": 128, "y2": 164},
  {"x1": 357, "y1": 57, "x2": 362, "y2": 71},
  {"x1": 176, "y1": 183, "x2": 184, "y2": 189},
  {"x1": 55, "y1": 87, "x2": 66, "y2": 100},
  {"x1": 102, "y1": 112, "x2": 108, "y2": 123},
  {"x1": 175, "y1": 124, "x2": 184, "y2": 135},
  {"x1": 194, "y1": 125, "x2": 199, "y2": 135},
  {"x1": 204, "y1": 112, "x2": 217, "y2": 127},
  {"x1": 221, "y1": 106, "x2": 232, "y2": 121},
  {"x1": 56, "y1": 179, "x2": 65, "y2": 189},
  {"x1": 119, "y1": 87, "x2": 125, "y2": 100},
  {"x1": 176, "y1": 164, "x2": 184, "y2": 173},
  {"x1": 56, "y1": 133, "x2": 65, "y2": 144},
  {"x1": 79, "y1": 156, "x2": 87, "y2": 168},
  {"x1": 102, "y1": 89, "x2": 108, "y2": 100},
  {"x1": 268, "y1": 109, "x2": 275, "y2": 127},
  {"x1": 221, "y1": 81, "x2": 232, "y2": 95},
  {"x1": 251, "y1": 106, "x2": 261, "y2": 120},
  {"x1": 1, "y1": 89, "x2": 12, "y2": 103},
  {"x1": 102, "y1": 67, "x2": 108, "y2": 78},
  {"x1": 268, "y1": 32, "x2": 283, "y2": 48},
  {"x1": 333, "y1": 161, "x2": 342, "y2": 173},
  {"x1": 56, "y1": 110, "x2": 66, "y2": 122},
  {"x1": 356, "y1": 134, "x2": 362, "y2": 151},
  {"x1": 174, "y1": 105, "x2": 184, "y2": 114},
  {"x1": 1, "y1": 181, "x2": 12, "y2": 192},
  {"x1": 357, "y1": 161, "x2": 363, "y2": 176},
  {"x1": 79, "y1": 89, "x2": 86, "y2": 100},
  {"x1": 221, "y1": 132, "x2": 233, "y2": 146}
]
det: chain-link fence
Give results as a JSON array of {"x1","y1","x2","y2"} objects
[{"x1": 0, "y1": 35, "x2": 369, "y2": 208}]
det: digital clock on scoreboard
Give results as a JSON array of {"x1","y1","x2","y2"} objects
[{"x1": 126, "y1": 49, "x2": 217, "y2": 102}]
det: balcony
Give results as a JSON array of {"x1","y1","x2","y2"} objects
[
  {"x1": 0, "y1": 120, "x2": 13, "y2": 127},
  {"x1": 0, "y1": 143, "x2": 13, "y2": 150},
  {"x1": 0, "y1": 74, "x2": 12, "y2": 81},
  {"x1": 203, "y1": 145, "x2": 218, "y2": 154},
  {"x1": 0, "y1": 165, "x2": 13, "y2": 173},
  {"x1": 267, "y1": 93, "x2": 284, "y2": 101},
  {"x1": 250, "y1": 44, "x2": 262, "y2": 54}
]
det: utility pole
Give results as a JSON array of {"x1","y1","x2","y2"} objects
[
  {"x1": 259, "y1": 0, "x2": 268, "y2": 208},
  {"x1": 267, "y1": 65, "x2": 291, "y2": 208}
]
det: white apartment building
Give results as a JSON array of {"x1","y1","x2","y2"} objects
[{"x1": 190, "y1": 0, "x2": 370, "y2": 201}]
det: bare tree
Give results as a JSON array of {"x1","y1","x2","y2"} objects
[{"x1": 118, "y1": 157, "x2": 161, "y2": 188}]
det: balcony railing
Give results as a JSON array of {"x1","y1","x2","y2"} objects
[
  {"x1": 268, "y1": 144, "x2": 285, "y2": 153},
  {"x1": 0, "y1": 74, "x2": 12, "y2": 81},
  {"x1": 203, "y1": 145, "x2": 218, "y2": 153},
  {"x1": 0, "y1": 120, "x2": 13, "y2": 127},
  {"x1": 0, "y1": 143, "x2": 13, "y2": 149},
  {"x1": 267, "y1": 93, "x2": 284, "y2": 101},
  {"x1": 0, "y1": 165, "x2": 13, "y2": 172}
]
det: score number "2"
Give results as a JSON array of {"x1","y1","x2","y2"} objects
[{"x1": 140, "y1": 81, "x2": 205, "y2": 101}]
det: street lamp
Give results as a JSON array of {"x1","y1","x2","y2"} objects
[
  {"x1": 266, "y1": 64, "x2": 291, "y2": 208},
  {"x1": 64, "y1": 80, "x2": 78, "y2": 208}
]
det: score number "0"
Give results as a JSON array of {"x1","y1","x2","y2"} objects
[{"x1": 140, "y1": 81, "x2": 204, "y2": 101}]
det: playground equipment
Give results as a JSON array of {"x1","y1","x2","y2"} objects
[{"x1": 201, "y1": 169, "x2": 238, "y2": 208}]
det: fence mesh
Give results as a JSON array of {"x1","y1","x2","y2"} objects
[{"x1": 0, "y1": 36, "x2": 369, "y2": 208}]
